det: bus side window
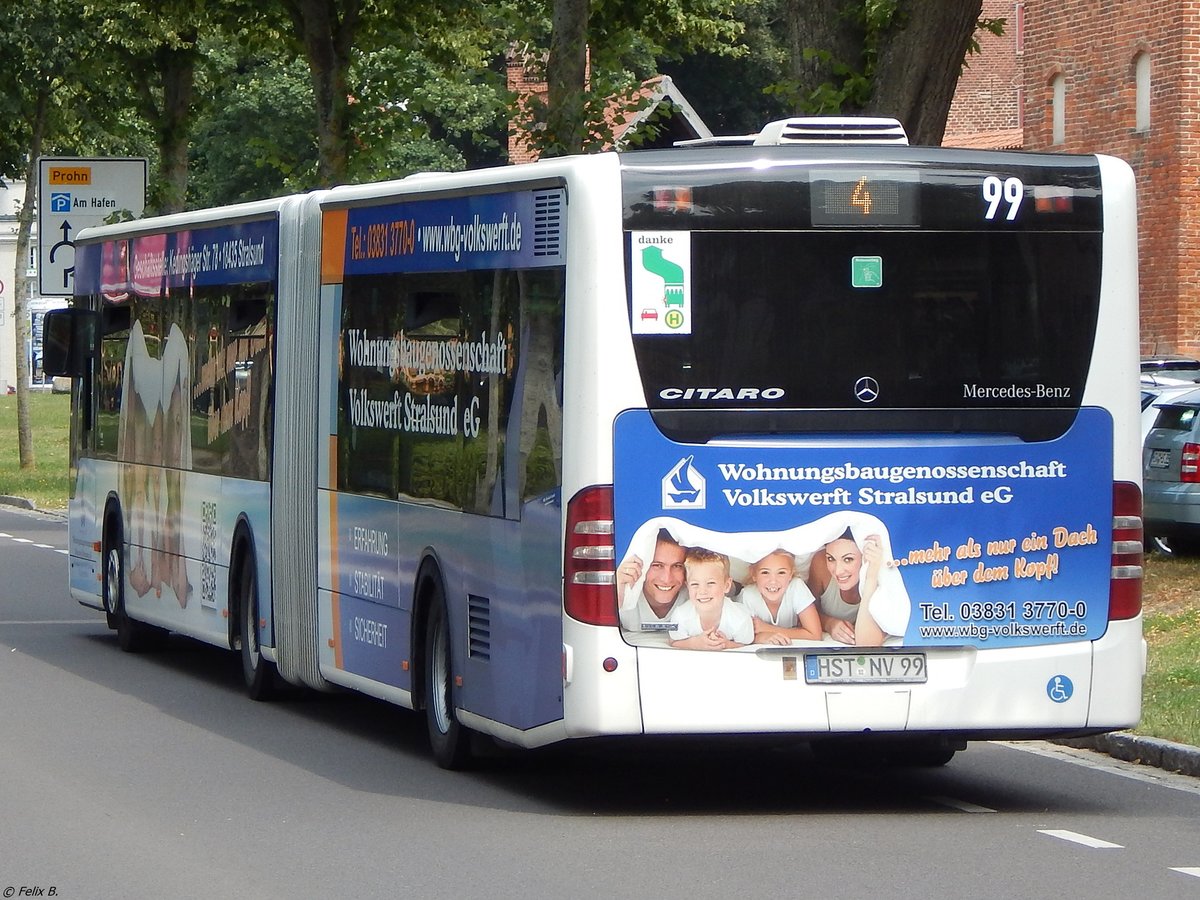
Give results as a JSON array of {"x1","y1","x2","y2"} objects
[
  {"x1": 95, "y1": 302, "x2": 133, "y2": 459},
  {"x1": 515, "y1": 270, "x2": 564, "y2": 510}
]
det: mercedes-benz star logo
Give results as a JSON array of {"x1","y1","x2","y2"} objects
[{"x1": 854, "y1": 376, "x2": 880, "y2": 403}]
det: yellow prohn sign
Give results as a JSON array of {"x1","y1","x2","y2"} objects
[{"x1": 48, "y1": 167, "x2": 92, "y2": 185}]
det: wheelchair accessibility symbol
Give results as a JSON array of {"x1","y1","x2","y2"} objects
[{"x1": 1046, "y1": 674, "x2": 1073, "y2": 703}]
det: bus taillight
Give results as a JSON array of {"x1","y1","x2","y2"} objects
[
  {"x1": 1109, "y1": 481, "x2": 1143, "y2": 621},
  {"x1": 564, "y1": 486, "x2": 618, "y2": 626}
]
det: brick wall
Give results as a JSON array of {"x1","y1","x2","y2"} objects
[
  {"x1": 506, "y1": 51, "x2": 546, "y2": 165},
  {"x1": 945, "y1": 0, "x2": 1023, "y2": 146},
  {"x1": 950, "y1": 2, "x2": 1200, "y2": 355},
  {"x1": 1019, "y1": 0, "x2": 1196, "y2": 356}
]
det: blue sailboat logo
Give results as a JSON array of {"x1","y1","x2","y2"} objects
[{"x1": 662, "y1": 455, "x2": 706, "y2": 509}]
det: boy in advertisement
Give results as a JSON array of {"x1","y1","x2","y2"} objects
[{"x1": 667, "y1": 548, "x2": 754, "y2": 650}]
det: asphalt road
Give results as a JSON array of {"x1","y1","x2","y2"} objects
[{"x1": 2, "y1": 506, "x2": 1199, "y2": 900}]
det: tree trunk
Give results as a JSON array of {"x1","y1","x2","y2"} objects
[
  {"x1": 13, "y1": 88, "x2": 48, "y2": 469},
  {"x1": 545, "y1": 0, "x2": 590, "y2": 156},
  {"x1": 783, "y1": 0, "x2": 864, "y2": 113},
  {"x1": 868, "y1": 0, "x2": 983, "y2": 145},
  {"x1": 288, "y1": 0, "x2": 360, "y2": 186},
  {"x1": 153, "y1": 38, "x2": 197, "y2": 214}
]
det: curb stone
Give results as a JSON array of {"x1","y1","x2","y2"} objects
[
  {"x1": 0, "y1": 497, "x2": 66, "y2": 520},
  {"x1": 1055, "y1": 732, "x2": 1200, "y2": 777}
]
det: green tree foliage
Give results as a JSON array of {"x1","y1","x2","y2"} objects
[
  {"x1": 9, "y1": 0, "x2": 1002, "y2": 209},
  {"x1": 532, "y1": 0, "x2": 751, "y2": 157},
  {"x1": 188, "y1": 46, "x2": 320, "y2": 206},
  {"x1": 345, "y1": 24, "x2": 510, "y2": 181},
  {"x1": 81, "y1": 0, "x2": 222, "y2": 213},
  {"x1": 659, "y1": 0, "x2": 790, "y2": 136},
  {"x1": 763, "y1": 0, "x2": 994, "y2": 145},
  {"x1": 0, "y1": 0, "x2": 104, "y2": 466}
]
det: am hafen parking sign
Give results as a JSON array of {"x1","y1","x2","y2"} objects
[{"x1": 37, "y1": 157, "x2": 146, "y2": 297}]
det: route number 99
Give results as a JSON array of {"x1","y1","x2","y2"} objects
[{"x1": 983, "y1": 175, "x2": 1024, "y2": 221}]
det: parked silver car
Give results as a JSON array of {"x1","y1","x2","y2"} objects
[
  {"x1": 1141, "y1": 381, "x2": 1199, "y2": 445},
  {"x1": 1143, "y1": 386, "x2": 1200, "y2": 553}
]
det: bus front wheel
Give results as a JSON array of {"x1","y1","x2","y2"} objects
[
  {"x1": 103, "y1": 523, "x2": 165, "y2": 653},
  {"x1": 424, "y1": 596, "x2": 472, "y2": 770}
]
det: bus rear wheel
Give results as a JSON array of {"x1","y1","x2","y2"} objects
[
  {"x1": 424, "y1": 597, "x2": 472, "y2": 769},
  {"x1": 886, "y1": 738, "x2": 960, "y2": 767},
  {"x1": 811, "y1": 736, "x2": 959, "y2": 768},
  {"x1": 236, "y1": 551, "x2": 277, "y2": 701}
]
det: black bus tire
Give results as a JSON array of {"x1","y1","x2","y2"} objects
[
  {"x1": 236, "y1": 549, "x2": 277, "y2": 701},
  {"x1": 424, "y1": 595, "x2": 472, "y2": 770},
  {"x1": 105, "y1": 522, "x2": 166, "y2": 653}
]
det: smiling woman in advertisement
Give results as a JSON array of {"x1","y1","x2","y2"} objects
[{"x1": 812, "y1": 529, "x2": 886, "y2": 646}]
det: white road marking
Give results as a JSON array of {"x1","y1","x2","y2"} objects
[
  {"x1": 0, "y1": 620, "x2": 104, "y2": 626},
  {"x1": 1169, "y1": 868, "x2": 1200, "y2": 879},
  {"x1": 0, "y1": 531, "x2": 67, "y2": 554},
  {"x1": 926, "y1": 795, "x2": 996, "y2": 813},
  {"x1": 1038, "y1": 829, "x2": 1123, "y2": 849}
]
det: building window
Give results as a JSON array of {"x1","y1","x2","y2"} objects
[
  {"x1": 1014, "y1": 3, "x2": 1025, "y2": 56},
  {"x1": 1051, "y1": 73, "x2": 1066, "y2": 144},
  {"x1": 1135, "y1": 52, "x2": 1151, "y2": 133}
]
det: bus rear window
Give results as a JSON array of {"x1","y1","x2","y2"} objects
[{"x1": 627, "y1": 229, "x2": 1101, "y2": 440}]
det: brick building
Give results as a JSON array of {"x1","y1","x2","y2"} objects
[{"x1": 945, "y1": 0, "x2": 1196, "y2": 356}]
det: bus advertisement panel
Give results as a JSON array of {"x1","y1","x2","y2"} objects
[
  {"x1": 70, "y1": 218, "x2": 277, "y2": 639},
  {"x1": 613, "y1": 407, "x2": 1113, "y2": 650},
  {"x1": 319, "y1": 187, "x2": 566, "y2": 728}
]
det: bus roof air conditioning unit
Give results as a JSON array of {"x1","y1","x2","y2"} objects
[{"x1": 752, "y1": 117, "x2": 909, "y2": 146}]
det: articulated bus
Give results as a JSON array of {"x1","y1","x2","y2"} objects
[{"x1": 44, "y1": 118, "x2": 1144, "y2": 768}]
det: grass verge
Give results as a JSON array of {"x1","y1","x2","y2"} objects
[
  {"x1": 1140, "y1": 553, "x2": 1200, "y2": 746},
  {"x1": 0, "y1": 391, "x2": 71, "y2": 511},
  {"x1": 1, "y1": 391, "x2": 1198, "y2": 745}
]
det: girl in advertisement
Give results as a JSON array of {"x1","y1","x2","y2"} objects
[{"x1": 739, "y1": 549, "x2": 823, "y2": 645}]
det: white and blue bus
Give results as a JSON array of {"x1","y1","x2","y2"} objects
[{"x1": 44, "y1": 118, "x2": 1144, "y2": 768}]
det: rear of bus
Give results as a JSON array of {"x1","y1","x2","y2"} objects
[{"x1": 562, "y1": 126, "x2": 1143, "y2": 750}]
